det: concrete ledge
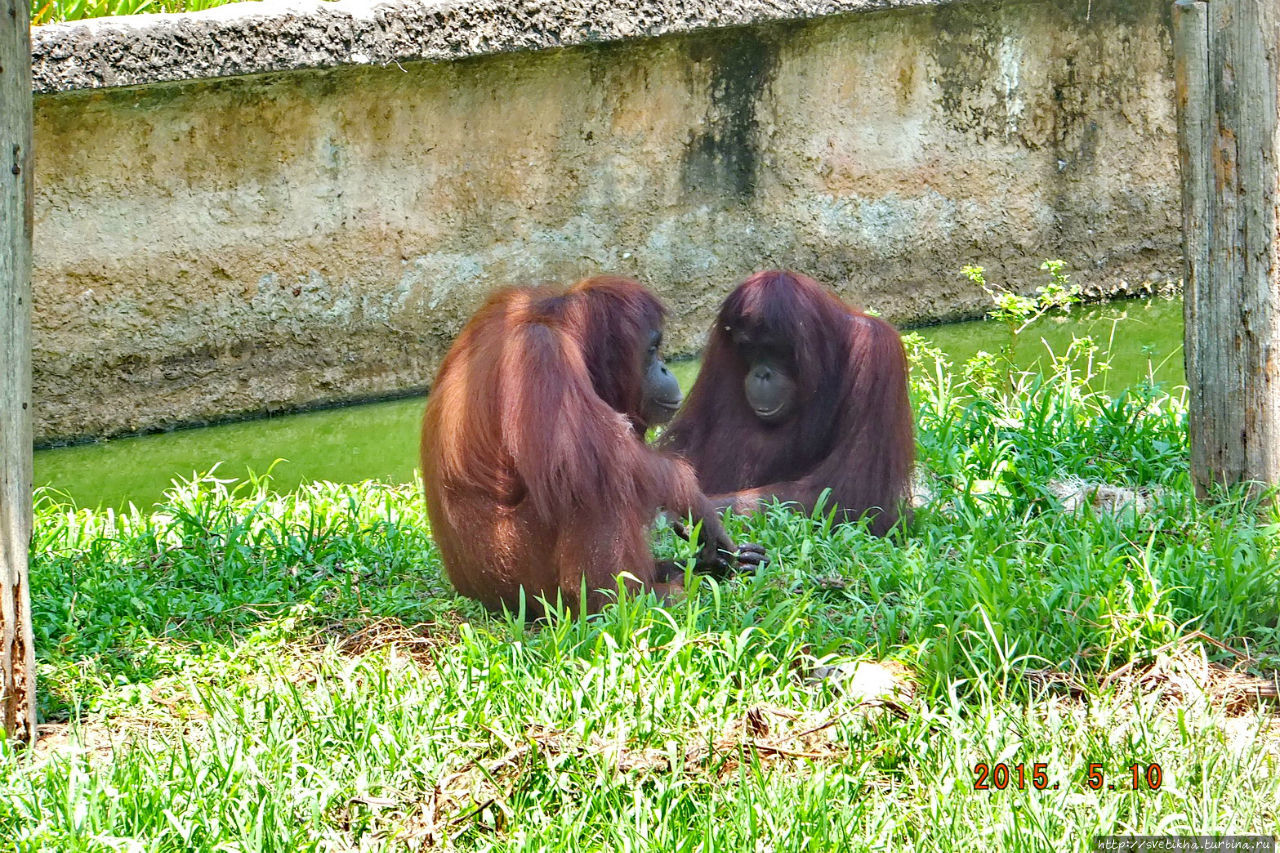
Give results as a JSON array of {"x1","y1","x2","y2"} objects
[
  {"x1": 31, "y1": 0, "x2": 965, "y2": 94},
  {"x1": 29, "y1": 0, "x2": 1180, "y2": 442}
]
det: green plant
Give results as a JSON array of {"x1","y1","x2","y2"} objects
[
  {"x1": 963, "y1": 260, "x2": 1084, "y2": 388},
  {"x1": 5, "y1": 299, "x2": 1278, "y2": 850},
  {"x1": 32, "y1": 0, "x2": 246, "y2": 26}
]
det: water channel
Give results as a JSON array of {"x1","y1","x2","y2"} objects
[{"x1": 35, "y1": 296, "x2": 1184, "y2": 510}]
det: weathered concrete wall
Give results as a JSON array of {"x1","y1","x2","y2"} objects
[{"x1": 30, "y1": 0, "x2": 1179, "y2": 444}]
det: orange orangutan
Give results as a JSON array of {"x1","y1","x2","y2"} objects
[
  {"x1": 421, "y1": 276, "x2": 765, "y2": 617},
  {"x1": 662, "y1": 270, "x2": 914, "y2": 534}
]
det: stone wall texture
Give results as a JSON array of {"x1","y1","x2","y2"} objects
[{"x1": 31, "y1": 0, "x2": 1180, "y2": 443}]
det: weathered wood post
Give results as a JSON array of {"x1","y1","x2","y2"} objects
[
  {"x1": 1174, "y1": 0, "x2": 1280, "y2": 497},
  {"x1": 1, "y1": 0, "x2": 36, "y2": 743}
]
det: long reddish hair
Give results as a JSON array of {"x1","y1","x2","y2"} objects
[{"x1": 662, "y1": 270, "x2": 914, "y2": 532}]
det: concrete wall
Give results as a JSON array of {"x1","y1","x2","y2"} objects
[{"x1": 30, "y1": 0, "x2": 1180, "y2": 444}]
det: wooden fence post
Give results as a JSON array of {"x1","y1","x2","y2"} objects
[
  {"x1": 1174, "y1": 0, "x2": 1280, "y2": 497},
  {"x1": 1, "y1": 0, "x2": 36, "y2": 744}
]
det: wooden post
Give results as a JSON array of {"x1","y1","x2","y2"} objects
[
  {"x1": 1174, "y1": 0, "x2": 1280, "y2": 497},
  {"x1": 1, "y1": 0, "x2": 36, "y2": 743}
]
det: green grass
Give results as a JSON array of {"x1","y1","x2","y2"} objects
[
  {"x1": 2, "y1": 332, "x2": 1278, "y2": 850},
  {"x1": 33, "y1": 0, "x2": 251, "y2": 27}
]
